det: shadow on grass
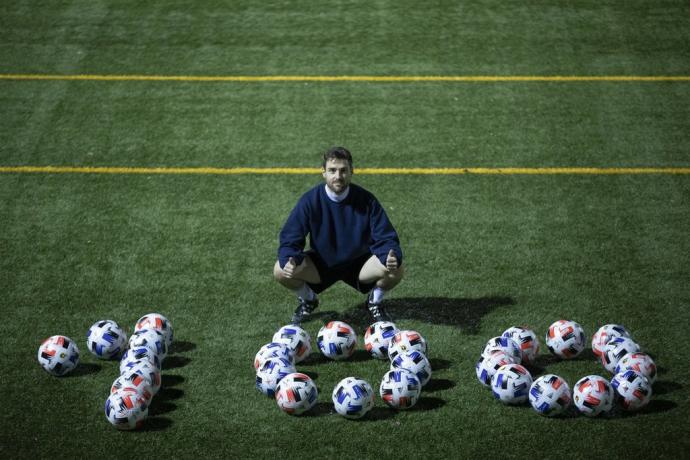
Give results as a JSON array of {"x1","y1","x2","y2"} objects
[
  {"x1": 429, "y1": 358, "x2": 452, "y2": 371},
  {"x1": 654, "y1": 380, "x2": 682, "y2": 395},
  {"x1": 141, "y1": 416, "x2": 173, "y2": 431},
  {"x1": 148, "y1": 400, "x2": 177, "y2": 416},
  {"x1": 302, "y1": 402, "x2": 333, "y2": 417},
  {"x1": 164, "y1": 356, "x2": 191, "y2": 369},
  {"x1": 157, "y1": 387, "x2": 184, "y2": 401},
  {"x1": 410, "y1": 396, "x2": 446, "y2": 411},
  {"x1": 169, "y1": 341, "x2": 196, "y2": 353},
  {"x1": 66, "y1": 362, "x2": 101, "y2": 377},
  {"x1": 528, "y1": 349, "x2": 599, "y2": 375},
  {"x1": 424, "y1": 378, "x2": 455, "y2": 392},
  {"x1": 161, "y1": 374, "x2": 185, "y2": 387}
]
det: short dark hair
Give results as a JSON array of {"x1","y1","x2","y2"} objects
[{"x1": 322, "y1": 146, "x2": 353, "y2": 170}]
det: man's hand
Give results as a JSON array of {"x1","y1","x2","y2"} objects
[
  {"x1": 385, "y1": 249, "x2": 399, "y2": 271},
  {"x1": 283, "y1": 257, "x2": 300, "y2": 279}
]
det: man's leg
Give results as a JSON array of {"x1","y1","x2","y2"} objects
[
  {"x1": 358, "y1": 255, "x2": 404, "y2": 321},
  {"x1": 274, "y1": 256, "x2": 322, "y2": 324}
]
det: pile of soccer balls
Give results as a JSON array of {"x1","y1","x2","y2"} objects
[
  {"x1": 475, "y1": 320, "x2": 656, "y2": 417},
  {"x1": 254, "y1": 320, "x2": 431, "y2": 418},
  {"x1": 37, "y1": 313, "x2": 173, "y2": 430}
]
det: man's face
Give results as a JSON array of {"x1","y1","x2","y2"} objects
[{"x1": 322, "y1": 158, "x2": 352, "y2": 194}]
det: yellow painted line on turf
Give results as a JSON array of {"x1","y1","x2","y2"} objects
[
  {"x1": 1, "y1": 166, "x2": 689, "y2": 175},
  {"x1": 1, "y1": 74, "x2": 690, "y2": 83}
]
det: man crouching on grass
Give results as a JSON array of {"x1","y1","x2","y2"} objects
[{"x1": 273, "y1": 146, "x2": 404, "y2": 324}]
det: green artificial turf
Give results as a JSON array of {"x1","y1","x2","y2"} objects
[{"x1": 1, "y1": 1, "x2": 689, "y2": 458}]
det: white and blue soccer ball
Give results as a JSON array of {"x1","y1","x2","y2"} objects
[
  {"x1": 135, "y1": 313, "x2": 173, "y2": 348},
  {"x1": 275, "y1": 372, "x2": 319, "y2": 415},
  {"x1": 380, "y1": 368, "x2": 421, "y2": 410},
  {"x1": 491, "y1": 364, "x2": 533, "y2": 405},
  {"x1": 601, "y1": 337, "x2": 641, "y2": 373},
  {"x1": 390, "y1": 350, "x2": 432, "y2": 386},
  {"x1": 611, "y1": 370, "x2": 652, "y2": 411},
  {"x1": 254, "y1": 342, "x2": 295, "y2": 370},
  {"x1": 502, "y1": 326, "x2": 540, "y2": 365},
  {"x1": 129, "y1": 329, "x2": 168, "y2": 361},
  {"x1": 123, "y1": 360, "x2": 162, "y2": 395},
  {"x1": 332, "y1": 377, "x2": 375, "y2": 419},
  {"x1": 111, "y1": 371, "x2": 154, "y2": 403},
  {"x1": 482, "y1": 336, "x2": 522, "y2": 364},
  {"x1": 317, "y1": 321, "x2": 357, "y2": 360},
  {"x1": 529, "y1": 374, "x2": 571, "y2": 416},
  {"x1": 105, "y1": 390, "x2": 148, "y2": 430},
  {"x1": 120, "y1": 346, "x2": 161, "y2": 373},
  {"x1": 591, "y1": 324, "x2": 631, "y2": 357},
  {"x1": 388, "y1": 330, "x2": 427, "y2": 360},
  {"x1": 37, "y1": 335, "x2": 80, "y2": 376},
  {"x1": 86, "y1": 320, "x2": 127, "y2": 360},
  {"x1": 573, "y1": 375, "x2": 615, "y2": 417},
  {"x1": 272, "y1": 325, "x2": 312, "y2": 363},
  {"x1": 615, "y1": 352, "x2": 657, "y2": 385},
  {"x1": 364, "y1": 321, "x2": 399, "y2": 359},
  {"x1": 546, "y1": 320, "x2": 586, "y2": 359},
  {"x1": 476, "y1": 350, "x2": 516, "y2": 388},
  {"x1": 255, "y1": 357, "x2": 295, "y2": 397}
]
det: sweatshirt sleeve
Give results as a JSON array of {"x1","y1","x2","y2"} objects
[
  {"x1": 368, "y1": 198, "x2": 403, "y2": 267},
  {"x1": 278, "y1": 196, "x2": 310, "y2": 269}
]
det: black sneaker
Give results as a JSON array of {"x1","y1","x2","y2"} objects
[
  {"x1": 365, "y1": 293, "x2": 392, "y2": 322},
  {"x1": 291, "y1": 296, "x2": 319, "y2": 325}
]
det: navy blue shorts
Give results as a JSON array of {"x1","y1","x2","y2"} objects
[{"x1": 305, "y1": 250, "x2": 376, "y2": 295}]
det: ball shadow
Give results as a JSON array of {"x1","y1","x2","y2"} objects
[
  {"x1": 157, "y1": 387, "x2": 184, "y2": 401},
  {"x1": 410, "y1": 396, "x2": 446, "y2": 411},
  {"x1": 148, "y1": 400, "x2": 177, "y2": 416},
  {"x1": 429, "y1": 358, "x2": 452, "y2": 371},
  {"x1": 161, "y1": 374, "x2": 185, "y2": 387},
  {"x1": 65, "y1": 362, "x2": 101, "y2": 377},
  {"x1": 302, "y1": 402, "x2": 333, "y2": 417},
  {"x1": 614, "y1": 399, "x2": 678, "y2": 417},
  {"x1": 169, "y1": 341, "x2": 196, "y2": 353},
  {"x1": 164, "y1": 356, "x2": 191, "y2": 370},
  {"x1": 360, "y1": 407, "x2": 396, "y2": 421},
  {"x1": 653, "y1": 380, "x2": 682, "y2": 396},
  {"x1": 423, "y1": 378, "x2": 456, "y2": 392},
  {"x1": 140, "y1": 416, "x2": 173, "y2": 431}
]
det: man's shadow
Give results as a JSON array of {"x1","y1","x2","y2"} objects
[{"x1": 315, "y1": 296, "x2": 515, "y2": 331}]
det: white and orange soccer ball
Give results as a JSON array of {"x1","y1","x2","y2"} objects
[
  {"x1": 105, "y1": 390, "x2": 148, "y2": 430},
  {"x1": 275, "y1": 372, "x2": 318, "y2": 415},
  {"x1": 87, "y1": 320, "x2": 128, "y2": 360},
  {"x1": 272, "y1": 325, "x2": 311, "y2": 363},
  {"x1": 364, "y1": 321, "x2": 399, "y2": 359},
  {"x1": 129, "y1": 328, "x2": 168, "y2": 361},
  {"x1": 611, "y1": 370, "x2": 652, "y2": 411},
  {"x1": 591, "y1": 324, "x2": 631, "y2": 357},
  {"x1": 135, "y1": 313, "x2": 173, "y2": 348},
  {"x1": 529, "y1": 374, "x2": 571, "y2": 416},
  {"x1": 491, "y1": 364, "x2": 533, "y2": 405},
  {"x1": 37, "y1": 335, "x2": 80, "y2": 376},
  {"x1": 379, "y1": 368, "x2": 421, "y2": 410},
  {"x1": 615, "y1": 352, "x2": 657, "y2": 385},
  {"x1": 482, "y1": 336, "x2": 522, "y2": 364},
  {"x1": 254, "y1": 342, "x2": 295, "y2": 370},
  {"x1": 316, "y1": 321, "x2": 357, "y2": 360},
  {"x1": 545, "y1": 320, "x2": 586, "y2": 359},
  {"x1": 573, "y1": 375, "x2": 614, "y2": 417},
  {"x1": 388, "y1": 330, "x2": 427, "y2": 361},
  {"x1": 391, "y1": 350, "x2": 432, "y2": 386},
  {"x1": 111, "y1": 371, "x2": 154, "y2": 403},
  {"x1": 332, "y1": 377, "x2": 375, "y2": 419},
  {"x1": 476, "y1": 350, "x2": 516, "y2": 388},
  {"x1": 502, "y1": 326, "x2": 540, "y2": 365},
  {"x1": 255, "y1": 357, "x2": 295, "y2": 397},
  {"x1": 601, "y1": 337, "x2": 641, "y2": 373}
]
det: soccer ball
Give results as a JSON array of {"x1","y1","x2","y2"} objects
[
  {"x1": 546, "y1": 320, "x2": 586, "y2": 359},
  {"x1": 502, "y1": 326, "x2": 540, "y2": 365},
  {"x1": 591, "y1": 324, "x2": 631, "y2": 357},
  {"x1": 529, "y1": 374, "x2": 571, "y2": 416},
  {"x1": 601, "y1": 337, "x2": 641, "y2": 373},
  {"x1": 105, "y1": 391, "x2": 148, "y2": 430},
  {"x1": 615, "y1": 352, "x2": 657, "y2": 385},
  {"x1": 275, "y1": 372, "x2": 319, "y2": 415},
  {"x1": 86, "y1": 320, "x2": 128, "y2": 360},
  {"x1": 255, "y1": 357, "x2": 295, "y2": 397},
  {"x1": 390, "y1": 350, "x2": 432, "y2": 386},
  {"x1": 611, "y1": 370, "x2": 652, "y2": 411},
  {"x1": 37, "y1": 335, "x2": 80, "y2": 376},
  {"x1": 332, "y1": 377, "x2": 375, "y2": 419},
  {"x1": 316, "y1": 321, "x2": 357, "y2": 360},
  {"x1": 135, "y1": 313, "x2": 173, "y2": 348},
  {"x1": 380, "y1": 369, "x2": 421, "y2": 409},
  {"x1": 491, "y1": 364, "x2": 533, "y2": 405},
  {"x1": 388, "y1": 330, "x2": 427, "y2": 360},
  {"x1": 482, "y1": 336, "x2": 522, "y2": 364},
  {"x1": 573, "y1": 375, "x2": 614, "y2": 417},
  {"x1": 124, "y1": 360, "x2": 162, "y2": 395},
  {"x1": 475, "y1": 350, "x2": 516, "y2": 388},
  {"x1": 364, "y1": 321, "x2": 399, "y2": 359},
  {"x1": 272, "y1": 325, "x2": 311, "y2": 363},
  {"x1": 129, "y1": 329, "x2": 168, "y2": 361},
  {"x1": 111, "y1": 371, "x2": 154, "y2": 403},
  {"x1": 254, "y1": 342, "x2": 295, "y2": 370},
  {"x1": 120, "y1": 346, "x2": 161, "y2": 374}
]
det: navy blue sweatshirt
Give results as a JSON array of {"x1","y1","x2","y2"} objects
[{"x1": 278, "y1": 183, "x2": 403, "y2": 269}]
